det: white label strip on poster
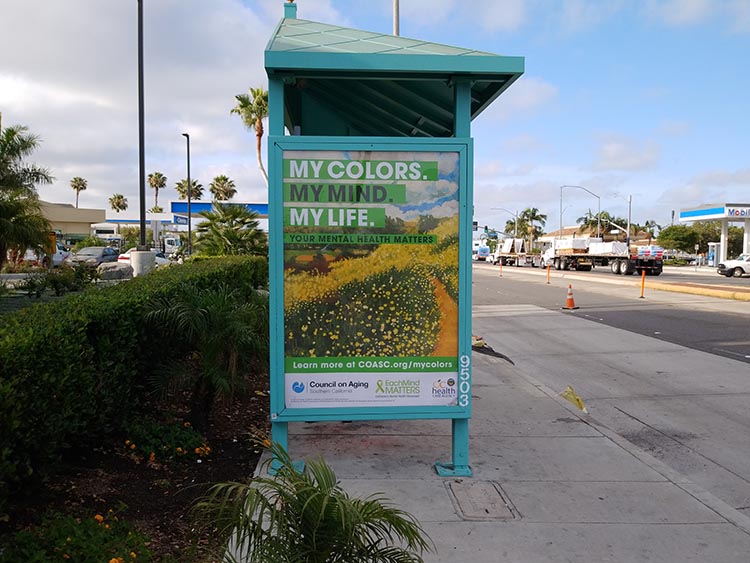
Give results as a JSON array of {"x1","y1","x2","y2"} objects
[{"x1": 285, "y1": 372, "x2": 459, "y2": 408}]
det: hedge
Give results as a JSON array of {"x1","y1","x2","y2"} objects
[{"x1": 0, "y1": 256, "x2": 268, "y2": 509}]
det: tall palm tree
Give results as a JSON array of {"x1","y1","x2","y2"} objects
[
  {"x1": 643, "y1": 219, "x2": 661, "y2": 244},
  {"x1": 175, "y1": 178, "x2": 204, "y2": 201},
  {"x1": 148, "y1": 171, "x2": 167, "y2": 209},
  {"x1": 519, "y1": 207, "x2": 547, "y2": 248},
  {"x1": 109, "y1": 193, "x2": 128, "y2": 213},
  {"x1": 0, "y1": 123, "x2": 53, "y2": 271},
  {"x1": 194, "y1": 441, "x2": 433, "y2": 563},
  {"x1": 209, "y1": 174, "x2": 237, "y2": 201},
  {"x1": 70, "y1": 176, "x2": 87, "y2": 208},
  {"x1": 231, "y1": 87, "x2": 269, "y2": 187},
  {"x1": 195, "y1": 201, "x2": 267, "y2": 257}
]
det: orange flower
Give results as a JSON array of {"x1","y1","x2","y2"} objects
[
  {"x1": 130, "y1": 443, "x2": 136, "y2": 450},
  {"x1": 130, "y1": 552, "x2": 137, "y2": 559},
  {"x1": 183, "y1": 421, "x2": 191, "y2": 427},
  {"x1": 149, "y1": 452, "x2": 156, "y2": 462},
  {"x1": 176, "y1": 447, "x2": 183, "y2": 454},
  {"x1": 94, "y1": 514, "x2": 104, "y2": 523},
  {"x1": 262, "y1": 439, "x2": 272, "y2": 448}
]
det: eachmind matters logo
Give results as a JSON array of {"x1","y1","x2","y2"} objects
[{"x1": 292, "y1": 381, "x2": 305, "y2": 393}]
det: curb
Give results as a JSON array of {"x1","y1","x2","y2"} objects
[{"x1": 476, "y1": 263, "x2": 750, "y2": 302}]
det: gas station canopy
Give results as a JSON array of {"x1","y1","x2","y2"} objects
[{"x1": 265, "y1": 17, "x2": 524, "y2": 137}]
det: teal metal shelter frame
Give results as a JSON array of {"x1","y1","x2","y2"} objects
[{"x1": 265, "y1": 2, "x2": 524, "y2": 477}]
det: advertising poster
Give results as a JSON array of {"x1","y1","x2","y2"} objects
[{"x1": 282, "y1": 150, "x2": 461, "y2": 409}]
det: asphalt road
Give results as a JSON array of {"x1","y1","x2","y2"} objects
[
  {"x1": 473, "y1": 261, "x2": 750, "y2": 362},
  {"x1": 471, "y1": 261, "x2": 750, "y2": 516}
]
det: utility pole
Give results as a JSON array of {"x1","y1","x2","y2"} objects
[{"x1": 393, "y1": 0, "x2": 400, "y2": 35}]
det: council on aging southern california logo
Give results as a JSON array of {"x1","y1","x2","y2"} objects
[{"x1": 292, "y1": 381, "x2": 305, "y2": 393}]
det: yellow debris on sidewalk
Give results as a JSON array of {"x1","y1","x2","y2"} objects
[{"x1": 560, "y1": 385, "x2": 588, "y2": 414}]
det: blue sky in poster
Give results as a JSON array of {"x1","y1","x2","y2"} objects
[{"x1": 1, "y1": 0, "x2": 747, "y2": 234}]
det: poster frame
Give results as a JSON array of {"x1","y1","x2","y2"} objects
[{"x1": 268, "y1": 136, "x2": 473, "y2": 424}]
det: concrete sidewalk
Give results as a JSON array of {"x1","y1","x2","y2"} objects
[{"x1": 270, "y1": 351, "x2": 750, "y2": 562}]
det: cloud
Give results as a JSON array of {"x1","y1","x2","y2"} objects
[
  {"x1": 689, "y1": 168, "x2": 750, "y2": 188},
  {"x1": 643, "y1": 0, "x2": 713, "y2": 26},
  {"x1": 468, "y1": 0, "x2": 527, "y2": 32},
  {"x1": 727, "y1": 0, "x2": 750, "y2": 33},
  {"x1": 557, "y1": 0, "x2": 626, "y2": 32},
  {"x1": 593, "y1": 135, "x2": 661, "y2": 171},
  {"x1": 0, "y1": 0, "x2": 274, "y2": 210},
  {"x1": 477, "y1": 76, "x2": 558, "y2": 122},
  {"x1": 397, "y1": 0, "x2": 455, "y2": 27},
  {"x1": 657, "y1": 120, "x2": 692, "y2": 136}
]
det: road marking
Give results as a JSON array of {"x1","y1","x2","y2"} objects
[{"x1": 473, "y1": 304, "x2": 555, "y2": 317}]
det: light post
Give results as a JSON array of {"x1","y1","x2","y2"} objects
[
  {"x1": 491, "y1": 207, "x2": 519, "y2": 237},
  {"x1": 613, "y1": 192, "x2": 632, "y2": 247},
  {"x1": 181, "y1": 132, "x2": 192, "y2": 255},
  {"x1": 137, "y1": 0, "x2": 147, "y2": 248},
  {"x1": 560, "y1": 185, "x2": 600, "y2": 240}
]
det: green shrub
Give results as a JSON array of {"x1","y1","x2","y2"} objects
[
  {"x1": 0, "y1": 506, "x2": 153, "y2": 563},
  {"x1": 0, "y1": 256, "x2": 268, "y2": 512}
]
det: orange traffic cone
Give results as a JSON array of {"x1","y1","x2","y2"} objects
[{"x1": 562, "y1": 284, "x2": 578, "y2": 310}]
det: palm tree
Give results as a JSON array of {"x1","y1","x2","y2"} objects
[
  {"x1": 0, "y1": 124, "x2": 53, "y2": 271},
  {"x1": 70, "y1": 176, "x2": 87, "y2": 208},
  {"x1": 146, "y1": 285, "x2": 269, "y2": 431},
  {"x1": 194, "y1": 441, "x2": 433, "y2": 563},
  {"x1": 175, "y1": 178, "x2": 204, "y2": 201},
  {"x1": 109, "y1": 193, "x2": 128, "y2": 213},
  {"x1": 148, "y1": 171, "x2": 167, "y2": 209},
  {"x1": 149, "y1": 205, "x2": 164, "y2": 213},
  {"x1": 210, "y1": 174, "x2": 237, "y2": 201},
  {"x1": 195, "y1": 202, "x2": 267, "y2": 257},
  {"x1": 643, "y1": 219, "x2": 661, "y2": 244},
  {"x1": 231, "y1": 87, "x2": 269, "y2": 187},
  {"x1": 519, "y1": 207, "x2": 547, "y2": 248}
]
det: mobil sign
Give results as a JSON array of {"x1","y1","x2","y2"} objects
[{"x1": 727, "y1": 207, "x2": 750, "y2": 218}]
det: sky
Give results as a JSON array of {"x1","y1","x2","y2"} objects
[{"x1": 1, "y1": 0, "x2": 748, "y2": 235}]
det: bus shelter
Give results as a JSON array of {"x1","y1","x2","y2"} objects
[{"x1": 265, "y1": 1, "x2": 523, "y2": 476}]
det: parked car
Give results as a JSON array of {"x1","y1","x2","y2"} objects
[
  {"x1": 117, "y1": 248, "x2": 170, "y2": 267},
  {"x1": 717, "y1": 254, "x2": 750, "y2": 278},
  {"x1": 71, "y1": 246, "x2": 119, "y2": 266},
  {"x1": 20, "y1": 243, "x2": 72, "y2": 267},
  {"x1": 51, "y1": 243, "x2": 73, "y2": 267}
]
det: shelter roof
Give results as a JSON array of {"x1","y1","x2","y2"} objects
[{"x1": 265, "y1": 17, "x2": 524, "y2": 137}]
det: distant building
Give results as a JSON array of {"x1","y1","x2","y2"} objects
[{"x1": 39, "y1": 201, "x2": 105, "y2": 244}]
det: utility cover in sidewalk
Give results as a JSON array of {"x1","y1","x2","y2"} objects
[{"x1": 448, "y1": 480, "x2": 516, "y2": 520}]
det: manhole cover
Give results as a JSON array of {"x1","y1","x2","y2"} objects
[{"x1": 447, "y1": 480, "x2": 516, "y2": 520}]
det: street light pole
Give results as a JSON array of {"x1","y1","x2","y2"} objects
[
  {"x1": 491, "y1": 207, "x2": 519, "y2": 237},
  {"x1": 613, "y1": 192, "x2": 633, "y2": 247},
  {"x1": 137, "y1": 0, "x2": 147, "y2": 248},
  {"x1": 560, "y1": 185, "x2": 601, "y2": 239},
  {"x1": 181, "y1": 133, "x2": 192, "y2": 255}
]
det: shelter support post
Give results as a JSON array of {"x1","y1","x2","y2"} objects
[
  {"x1": 745, "y1": 219, "x2": 750, "y2": 254},
  {"x1": 435, "y1": 418, "x2": 472, "y2": 476}
]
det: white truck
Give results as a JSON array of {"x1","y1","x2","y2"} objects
[
  {"x1": 488, "y1": 238, "x2": 542, "y2": 267},
  {"x1": 541, "y1": 238, "x2": 664, "y2": 276}
]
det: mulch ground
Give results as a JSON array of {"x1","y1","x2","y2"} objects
[{"x1": 1, "y1": 376, "x2": 271, "y2": 561}]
